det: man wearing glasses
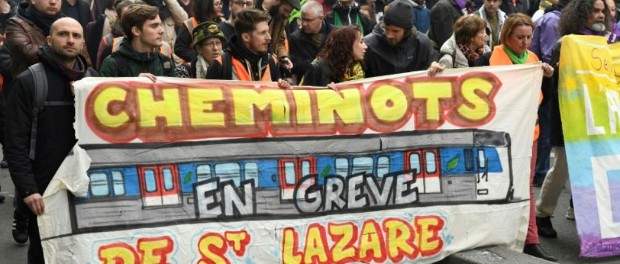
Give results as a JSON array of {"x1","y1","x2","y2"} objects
[{"x1": 288, "y1": 0, "x2": 333, "y2": 82}]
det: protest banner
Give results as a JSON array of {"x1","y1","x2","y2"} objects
[
  {"x1": 558, "y1": 35, "x2": 620, "y2": 258},
  {"x1": 39, "y1": 65, "x2": 541, "y2": 263}
]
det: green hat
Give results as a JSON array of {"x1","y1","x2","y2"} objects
[{"x1": 192, "y1": 21, "x2": 227, "y2": 47}]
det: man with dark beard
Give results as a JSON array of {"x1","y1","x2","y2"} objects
[
  {"x1": 206, "y1": 8, "x2": 289, "y2": 87},
  {"x1": 363, "y1": 0, "x2": 441, "y2": 78},
  {"x1": 5, "y1": 17, "x2": 94, "y2": 264},
  {"x1": 535, "y1": 0, "x2": 610, "y2": 241}
]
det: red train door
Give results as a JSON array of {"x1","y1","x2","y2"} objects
[
  {"x1": 278, "y1": 157, "x2": 316, "y2": 200},
  {"x1": 138, "y1": 165, "x2": 181, "y2": 207}
]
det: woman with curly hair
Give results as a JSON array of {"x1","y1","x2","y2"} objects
[{"x1": 300, "y1": 25, "x2": 367, "y2": 86}]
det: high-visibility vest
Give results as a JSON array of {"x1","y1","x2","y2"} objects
[
  {"x1": 183, "y1": 17, "x2": 199, "y2": 42},
  {"x1": 111, "y1": 36, "x2": 173, "y2": 57},
  {"x1": 230, "y1": 56, "x2": 273, "y2": 81},
  {"x1": 490, "y1": 45, "x2": 542, "y2": 140}
]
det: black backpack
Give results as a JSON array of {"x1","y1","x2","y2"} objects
[{"x1": 26, "y1": 63, "x2": 96, "y2": 159}]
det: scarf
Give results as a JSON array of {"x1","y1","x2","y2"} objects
[
  {"x1": 195, "y1": 56, "x2": 209, "y2": 79},
  {"x1": 579, "y1": 27, "x2": 605, "y2": 36},
  {"x1": 458, "y1": 43, "x2": 483, "y2": 64},
  {"x1": 26, "y1": 4, "x2": 62, "y2": 36},
  {"x1": 341, "y1": 61, "x2": 364, "y2": 82},
  {"x1": 39, "y1": 46, "x2": 87, "y2": 81},
  {"x1": 503, "y1": 45, "x2": 528, "y2": 65}
]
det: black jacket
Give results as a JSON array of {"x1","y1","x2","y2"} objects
[
  {"x1": 363, "y1": 23, "x2": 438, "y2": 78},
  {"x1": 428, "y1": 0, "x2": 463, "y2": 49},
  {"x1": 325, "y1": 2, "x2": 374, "y2": 36},
  {"x1": 61, "y1": 0, "x2": 92, "y2": 31},
  {"x1": 5, "y1": 47, "x2": 89, "y2": 197},
  {"x1": 288, "y1": 22, "x2": 334, "y2": 80}
]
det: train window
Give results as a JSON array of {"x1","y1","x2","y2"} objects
[
  {"x1": 335, "y1": 158, "x2": 349, "y2": 176},
  {"x1": 301, "y1": 160, "x2": 311, "y2": 177},
  {"x1": 215, "y1": 163, "x2": 241, "y2": 186},
  {"x1": 409, "y1": 153, "x2": 421, "y2": 175},
  {"x1": 162, "y1": 168, "x2": 174, "y2": 191},
  {"x1": 377, "y1": 156, "x2": 389, "y2": 177},
  {"x1": 464, "y1": 149, "x2": 474, "y2": 171},
  {"x1": 196, "y1": 165, "x2": 212, "y2": 182},
  {"x1": 111, "y1": 171, "x2": 125, "y2": 195},
  {"x1": 144, "y1": 169, "x2": 157, "y2": 193},
  {"x1": 245, "y1": 163, "x2": 259, "y2": 185},
  {"x1": 478, "y1": 149, "x2": 487, "y2": 169},
  {"x1": 425, "y1": 151, "x2": 437, "y2": 173},
  {"x1": 90, "y1": 172, "x2": 109, "y2": 197},
  {"x1": 283, "y1": 161, "x2": 296, "y2": 185},
  {"x1": 352, "y1": 157, "x2": 373, "y2": 175}
]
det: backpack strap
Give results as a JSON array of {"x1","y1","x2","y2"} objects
[
  {"x1": 27, "y1": 63, "x2": 74, "y2": 159},
  {"x1": 28, "y1": 63, "x2": 47, "y2": 160},
  {"x1": 158, "y1": 54, "x2": 174, "y2": 77},
  {"x1": 113, "y1": 53, "x2": 131, "y2": 77}
]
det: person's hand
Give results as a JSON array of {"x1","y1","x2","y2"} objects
[
  {"x1": 138, "y1": 72, "x2": 157, "y2": 82},
  {"x1": 24, "y1": 193, "x2": 44, "y2": 215},
  {"x1": 280, "y1": 56, "x2": 293, "y2": 70},
  {"x1": 542, "y1": 62, "x2": 554, "y2": 78},
  {"x1": 427, "y1": 61, "x2": 444, "y2": 77},
  {"x1": 327, "y1": 82, "x2": 338, "y2": 91},
  {"x1": 277, "y1": 78, "x2": 291, "y2": 89}
]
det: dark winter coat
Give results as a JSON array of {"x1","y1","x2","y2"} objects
[
  {"x1": 288, "y1": 22, "x2": 334, "y2": 79},
  {"x1": 99, "y1": 38, "x2": 175, "y2": 77},
  {"x1": 428, "y1": 0, "x2": 463, "y2": 49},
  {"x1": 363, "y1": 23, "x2": 438, "y2": 78},
  {"x1": 5, "y1": 46, "x2": 88, "y2": 197}
]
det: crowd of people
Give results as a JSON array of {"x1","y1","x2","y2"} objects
[{"x1": 0, "y1": 0, "x2": 615, "y2": 262}]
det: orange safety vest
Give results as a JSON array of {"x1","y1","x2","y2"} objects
[
  {"x1": 490, "y1": 45, "x2": 542, "y2": 140},
  {"x1": 183, "y1": 17, "x2": 199, "y2": 42},
  {"x1": 111, "y1": 36, "x2": 173, "y2": 57},
  {"x1": 231, "y1": 56, "x2": 273, "y2": 81}
]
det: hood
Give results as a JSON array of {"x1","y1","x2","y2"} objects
[
  {"x1": 116, "y1": 38, "x2": 161, "y2": 63},
  {"x1": 369, "y1": 22, "x2": 415, "y2": 48}
]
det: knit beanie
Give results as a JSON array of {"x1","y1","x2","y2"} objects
[{"x1": 383, "y1": 0, "x2": 414, "y2": 29}]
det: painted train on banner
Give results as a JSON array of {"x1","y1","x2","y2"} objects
[{"x1": 72, "y1": 129, "x2": 514, "y2": 234}]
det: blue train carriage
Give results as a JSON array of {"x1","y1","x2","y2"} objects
[{"x1": 73, "y1": 129, "x2": 513, "y2": 233}]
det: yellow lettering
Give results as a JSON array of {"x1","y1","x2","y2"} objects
[
  {"x1": 232, "y1": 89, "x2": 290, "y2": 125},
  {"x1": 138, "y1": 88, "x2": 183, "y2": 128},
  {"x1": 93, "y1": 86, "x2": 129, "y2": 128},
  {"x1": 187, "y1": 88, "x2": 225, "y2": 127}
]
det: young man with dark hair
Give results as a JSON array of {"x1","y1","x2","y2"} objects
[
  {"x1": 206, "y1": 8, "x2": 288, "y2": 87},
  {"x1": 99, "y1": 3, "x2": 175, "y2": 80},
  {"x1": 6, "y1": 17, "x2": 94, "y2": 264}
]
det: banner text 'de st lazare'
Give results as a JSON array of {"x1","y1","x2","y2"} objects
[{"x1": 97, "y1": 215, "x2": 445, "y2": 264}]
